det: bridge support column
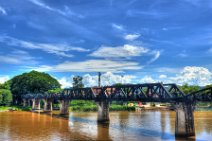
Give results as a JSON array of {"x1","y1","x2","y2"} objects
[
  {"x1": 23, "y1": 99, "x2": 27, "y2": 106},
  {"x1": 96, "y1": 100, "x2": 110, "y2": 122},
  {"x1": 32, "y1": 99, "x2": 40, "y2": 110},
  {"x1": 59, "y1": 100, "x2": 69, "y2": 115},
  {"x1": 44, "y1": 99, "x2": 53, "y2": 112},
  {"x1": 27, "y1": 99, "x2": 31, "y2": 106},
  {"x1": 175, "y1": 103, "x2": 195, "y2": 137}
]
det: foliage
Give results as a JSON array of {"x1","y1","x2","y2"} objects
[
  {"x1": 0, "y1": 106, "x2": 31, "y2": 111},
  {"x1": 0, "y1": 89, "x2": 12, "y2": 105},
  {"x1": 179, "y1": 84, "x2": 200, "y2": 94},
  {"x1": 10, "y1": 71, "x2": 61, "y2": 104},
  {"x1": 205, "y1": 84, "x2": 212, "y2": 88},
  {"x1": 113, "y1": 83, "x2": 123, "y2": 87},
  {"x1": 110, "y1": 104, "x2": 135, "y2": 111},
  {"x1": 69, "y1": 100, "x2": 135, "y2": 112},
  {"x1": 73, "y1": 76, "x2": 84, "y2": 88},
  {"x1": 48, "y1": 88, "x2": 63, "y2": 94},
  {"x1": 0, "y1": 81, "x2": 11, "y2": 89}
]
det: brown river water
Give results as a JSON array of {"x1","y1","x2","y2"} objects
[{"x1": 0, "y1": 111, "x2": 212, "y2": 141}]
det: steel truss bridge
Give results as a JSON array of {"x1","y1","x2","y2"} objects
[
  {"x1": 22, "y1": 83, "x2": 212, "y2": 103},
  {"x1": 21, "y1": 83, "x2": 212, "y2": 138}
]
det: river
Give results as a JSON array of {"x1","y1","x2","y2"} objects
[{"x1": 0, "y1": 111, "x2": 212, "y2": 141}]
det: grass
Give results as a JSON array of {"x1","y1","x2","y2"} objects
[
  {"x1": 0, "y1": 106, "x2": 32, "y2": 112},
  {"x1": 69, "y1": 100, "x2": 136, "y2": 112}
]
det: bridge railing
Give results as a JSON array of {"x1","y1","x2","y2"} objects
[{"x1": 21, "y1": 83, "x2": 212, "y2": 103}]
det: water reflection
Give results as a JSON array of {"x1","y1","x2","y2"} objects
[{"x1": 0, "y1": 111, "x2": 212, "y2": 140}]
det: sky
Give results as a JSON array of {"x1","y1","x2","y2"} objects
[{"x1": 0, "y1": 0, "x2": 212, "y2": 87}]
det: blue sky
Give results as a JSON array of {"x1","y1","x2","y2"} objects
[{"x1": 0, "y1": 0, "x2": 212, "y2": 87}]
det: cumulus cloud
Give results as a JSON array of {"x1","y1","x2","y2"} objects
[
  {"x1": 124, "y1": 34, "x2": 140, "y2": 41},
  {"x1": 0, "y1": 36, "x2": 89, "y2": 58},
  {"x1": 54, "y1": 66, "x2": 212, "y2": 87},
  {"x1": 159, "y1": 74, "x2": 167, "y2": 79},
  {"x1": 58, "y1": 77, "x2": 73, "y2": 88},
  {"x1": 58, "y1": 72, "x2": 136, "y2": 88},
  {"x1": 140, "y1": 66, "x2": 212, "y2": 86},
  {"x1": 29, "y1": 59, "x2": 142, "y2": 73},
  {"x1": 0, "y1": 76, "x2": 10, "y2": 84},
  {"x1": 0, "y1": 6, "x2": 7, "y2": 15},
  {"x1": 83, "y1": 72, "x2": 135, "y2": 87},
  {"x1": 170, "y1": 66, "x2": 212, "y2": 86},
  {"x1": 140, "y1": 76, "x2": 156, "y2": 83},
  {"x1": 90, "y1": 44, "x2": 149, "y2": 58}
]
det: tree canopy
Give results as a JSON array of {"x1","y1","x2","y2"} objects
[
  {"x1": 0, "y1": 89, "x2": 12, "y2": 105},
  {"x1": 179, "y1": 84, "x2": 200, "y2": 94},
  {"x1": 10, "y1": 71, "x2": 61, "y2": 103},
  {"x1": 73, "y1": 76, "x2": 84, "y2": 88}
]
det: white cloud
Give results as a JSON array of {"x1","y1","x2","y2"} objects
[
  {"x1": 112, "y1": 23, "x2": 124, "y2": 30},
  {"x1": 0, "y1": 76, "x2": 10, "y2": 84},
  {"x1": 83, "y1": 74, "x2": 98, "y2": 87},
  {"x1": 140, "y1": 76, "x2": 156, "y2": 83},
  {"x1": 124, "y1": 34, "x2": 140, "y2": 41},
  {"x1": 90, "y1": 44, "x2": 149, "y2": 58},
  {"x1": 0, "y1": 6, "x2": 7, "y2": 15},
  {"x1": 154, "y1": 67, "x2": 180, "y2": 73},
  {"x1": 148, "y1": 50, "x2": 161, "y2": 64},
  {"x1": 0, "y1": 36, "x2": 89, "y2": 58},
  {"x1": 28, "y1": 0, "x2": 83, "y2": 18},
  {"x1": 28, "y1": 59, "x2": 142, "y2": 73},
  {"x1": 141, "y1": 66, "x2": 212, "y2": 86},
  {"x1": 58, "y1": 77, "x2": 73, "y2": 88},
  {"x1": 53, "y1": 72, "x2": 136, "y2": 88},
  {"x1": 170, "y1": 66, "x2": 212, "y2": 86},
  {"x1": 83, "y1": 72, "x2": 135, "y2": 87},
  {"x1": 159, "y1": 74, "x2": 167, "y2": 79},
  {"x1": 0, "y1": 50, "x2": 38, "y2": 65},
  {"x1": 51, "y1": 66, "x2": 212, "y2": 87},
  {"x1": 56, "y1": 72, "x2": 135, "y2": 88}
]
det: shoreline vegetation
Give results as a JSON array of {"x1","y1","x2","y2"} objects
[
  {"x1": 0, "y1": 106, "x2": 31, "y2": 112},
  {"x1": 1, "y1": 101, "x2": 212, "y2": 112}
]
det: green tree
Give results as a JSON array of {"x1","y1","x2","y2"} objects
[
  {"x1": 73, "y1": 76, "x2": 84, "y2": 88},
  {"x1": 205, "y1": 84, "x2": 212, "y2": 88},
  {"x1": 48, "y1": 88, "x2": 63, "y2": 94},
  {"x1": 0, "y1": 89, "x2": 12, "y2": 105},
  {"x1": 0, "y1": 81, "x2": 11, "y2": 90},
  {"x1": 10, "y1": 71, "x2": 61, "y2": 104},
  {"x1": 179, "y1": 84, "x2": 200, "y2": 94}
]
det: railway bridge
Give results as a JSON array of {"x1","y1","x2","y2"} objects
[{"x1": 21, "y1": 83, "x2": 212, "y2": 137}]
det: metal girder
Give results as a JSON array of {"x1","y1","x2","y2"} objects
[
  {"x1": 184, "y1": 87, "x2": 212, "y2": 102},
  {"x1": 21, "y1": 83, "x2": 212, "y2": 103}
]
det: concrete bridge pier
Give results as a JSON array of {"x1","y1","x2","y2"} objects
[
  {"x1": 23, "y1": 99, "x2": 27, "y2": 106},
  {"x1": 32, "y1": 99, "x2": 41, "y2": 110},
  {"x1": 27, "y1": 99, "x2": 31, "y2": 106},
  {"x1": 44, "y1": 99, "x2": 53, "y2": 112},
  {"x1": 96, "y1": 100, "x2": 110, "y2": 122},
  {"x1": 175, "y1": 103, "x2": 195, "y2": 137},
  {"x1": 59, "y1": 100, "x2": 69, "y2": 115}
]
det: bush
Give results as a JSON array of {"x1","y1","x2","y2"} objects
[
  {"x1": 69, "y1": 100, "x2": 136, "y2": 112},
  {"x1": 110, "y1": 104, "x2": 135, "y2": 111},
  {"x1": 0, "y1": 89, "x2": 12, "y2": 106}
]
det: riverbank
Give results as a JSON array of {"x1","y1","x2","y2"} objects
[{"x1": 0, "y1": 106, "x2": 31, "y2": 112}]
